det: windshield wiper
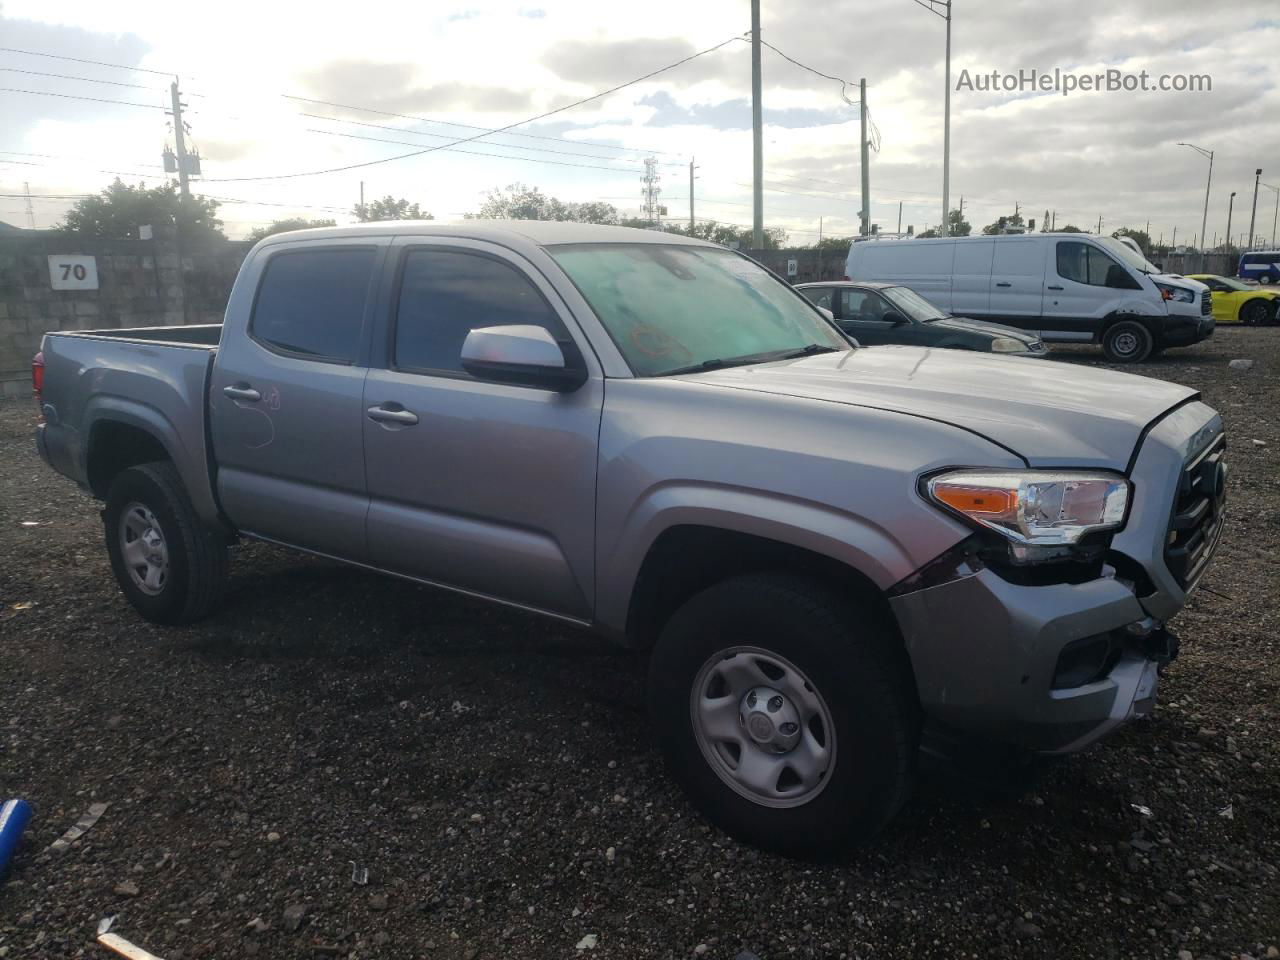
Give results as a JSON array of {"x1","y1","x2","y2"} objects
[{"x1": 660, "y1": 344, "x2": 837, "y2": 377}]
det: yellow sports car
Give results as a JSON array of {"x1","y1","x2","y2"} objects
[{"x1": 1186, "y1": 274, "x2": 1279, "y2": 325}]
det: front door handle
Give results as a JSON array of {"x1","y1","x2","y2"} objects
[
  {"x1": 995, "y1": 281, "x2": 1012, "y2": 288},
  {"x1": 223, "y1": 384, "x2": 261, "y2": 402},
  {"x1": 367, "y1": 404, "x2": 419, "y2": 426},
  {"x1": 1047, "y1": 284, "x2": 1064, "y2": 291}
]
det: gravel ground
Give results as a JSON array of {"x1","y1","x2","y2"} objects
[{"x1": 1, "y1": 329, "x2": 1277, "y2": 960}]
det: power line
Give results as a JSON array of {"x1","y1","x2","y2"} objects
[
  {"x1": 199, "y1": 33, "x2": 746, "y2": 183},
  {"x1": 305, "y1": 127, "x2": 669, "y2": 174},
  {"x1": 0, "y1": 66, "x2": 160, "y2": 90},
  {"x1": 285, "y1": 95, "x2": 685, "y2": 159},
  {"x1": 758, "y1": 39, "x2": 858, "y2": 107},
  {"x1": 0, "y1": 46, "x2": 175, "y2": 77},
  {"x1": 300, "y1": 113, "x2": 687, "y2": 167},
  {"x1": 0, "y1": 86, "x2": 165, "y2": 109}
]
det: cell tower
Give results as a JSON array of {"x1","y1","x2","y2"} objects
[{"x1": 641, "y1": 157, "x2": 662, "y2": 225}]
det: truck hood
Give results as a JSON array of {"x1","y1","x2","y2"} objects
[{"x1": 681, "y1": 346, "x2": 1197, "y2": 468}]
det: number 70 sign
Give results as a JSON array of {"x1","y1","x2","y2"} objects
[{"x1": 48, "y1": 255, "x2": 99, "y2": 291}]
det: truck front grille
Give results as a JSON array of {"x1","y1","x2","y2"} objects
[
  {"x1": 1164, "y1": 434, "x2": 1227, "y2": 589},
  {"x1": 1201, "y1": 290, "x2": 1212, "y2": 316}
]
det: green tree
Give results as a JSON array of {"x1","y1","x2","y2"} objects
[
  {"x1": 354, "y1": 196, "x2": 432, "y2": 222},
  {"x1": 1058, "y1": 224, "x2": 1085, "y2": 233},
  {"x1": 947, "y1": 208, "x2": 972, "y2": 236},
  {"x1": 61, "y1": 178, "x2": 223, "y2": 240},
  {"x1": 471, "y1": 183, "x2": 619, "y2": 224},
  {"x1": 1112, "y1": 227, "x2": 1152, "y2": 254},
  {"x1": 915, "y1": 228, "x2": 939, "y2": 239},
  {"x1": 814, "y1": 234, "x2": 854, "y2": 252},
  {"x1": 245, "y1": 218, "x2": 337, "y2": 242},
  {"x1": 643, "y1": 219, "x2": 788, "y2": 250},
  {"x1": 982, "y1": 212, "x2": 1025, "y2": 235}
]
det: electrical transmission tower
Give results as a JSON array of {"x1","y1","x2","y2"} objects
[{"x1": 641, "y1": 157, "x2": 663, "y2": 226}]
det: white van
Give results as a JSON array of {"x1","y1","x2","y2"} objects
[{"x1": 844, "y1": 233, "x2": 1213, "y2": 362}]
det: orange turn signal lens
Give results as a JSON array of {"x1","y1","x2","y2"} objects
[{"x1": 932, "y1": 485, "x2": 1015, "y2": 516}]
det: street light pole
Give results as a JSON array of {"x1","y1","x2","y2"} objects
[
  {"x1": 1225, "y1": 191, "x2": 1237, "y2": 255},
  {"x1": 1263, "y1": 182, "x2": 1280, "y2": 248},
  {"x1": 1247, "y1": 167, "x2": 1262, "y2": 251},
  {"x1": 750, "y1": 0, "x2": 763, "y2": 249},
  {"x1": 1177, "y1": 142, "x2": 1213, "y2": 272},
  {"x1": 912, "y1": 0, "x2": 952, "y2": 236}
]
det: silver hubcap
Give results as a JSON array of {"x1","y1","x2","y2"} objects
[
  {"x1": 119, "y1": 502, "x2": 169, "y2": 596},
  {"x1": 690, "y1": 647, "x2": 836, "y2": 808},
  {"x1": 1114, "y1": 331, "x2": 1139, "y2": 355}
]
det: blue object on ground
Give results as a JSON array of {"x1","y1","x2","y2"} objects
[{"x1": 0, "y1": 799, "x2": 33, "y2": 876}]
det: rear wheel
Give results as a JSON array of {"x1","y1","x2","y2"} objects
[
  {"x1": 648, "y1": 574, "x2": 918, "y2": 858},
  {"x1": 1240, "y1": 299, "x2": 1270, "y2": 326},
  {"x1": 1102, "y1": 320, "x2": 1154, "y2": 363},
  {"x1": 104, "y1": 462, "x2": 228, "y2": 625},
  {"x1": 1258, "y1": 275, "x2": 1273, "y2": 285}
]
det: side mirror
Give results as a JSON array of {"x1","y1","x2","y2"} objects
[
  {"x1": 460, "y1": 325, "x2": 587, "y2": 392},
  {"x1": 818, "y1": 306, "x2": 835, "y2": 320},
  {"x1": 883, "y1": 311, "x2": 909, "y2": 326}
]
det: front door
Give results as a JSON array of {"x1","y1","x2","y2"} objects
[
  {"x1": 836, "y1": 288, "x2": 922, "y2": 345},
  {"x1": 361, "y1": 239, "x2": 603, "y2": 620},
  {"x1": 1040, "y1": 239, "x2": 1122, "y2": 340},
  {"x1": 209, "y1": 239, "x2": 388, "y2": 560}
]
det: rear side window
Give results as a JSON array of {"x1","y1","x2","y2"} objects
[
  {"x1": 251, "y1": 248, "x2": 376, "y2": 363},
  {"x1": 1056, "y1": 241, "x2": 1118, "y2": 287},
  {"x1": 801, "y1": 287, "x2": 835, "y2": 310},
  {"x1": 394, "y1": 248, "x2": 566, "y2": 375}
]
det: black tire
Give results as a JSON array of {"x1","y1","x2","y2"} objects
[
  {"x1": 1258, "y1": 275, "x2": 1273, "y2": 285},
  {"x1": 1240, "y1": 299, "x2": 1270, "y2": 326},
  {"x1": 648, "y1": 574, "x2": 919, "y2": 858},
  {"x1": 1101, "y1": 320, "x2": 1154, "y2": 363},
  {"x1": 104, "y1": 461, "x2": 228, "y2": 625}
]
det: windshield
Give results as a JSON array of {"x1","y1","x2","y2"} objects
[
  {"x1": 1095, "y1": 236, "x2": 1160, "y2": 274},
  {"x1": 549, "y1": 243, "x2": 849, "y2": 377},
  {"x1": 1216, "y1": 276, "x2": 1253, "y2": 292},
  {"x1": 880, "y1": 285, "x2": 948, "y2": 321}
]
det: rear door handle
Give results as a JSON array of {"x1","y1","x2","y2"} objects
[
  {"x1": 367, "y1": 404, "x2": 419, "y2": 426},
  {"x1": 995, "y1": 281, "x2": 1012, "y2": 288},
  {"x1": 223, "y1": 384, "x2": 261, "y2": 402},
  {"x1": 1047, "y1": 284, "x2": 1064, "y2": 291}
]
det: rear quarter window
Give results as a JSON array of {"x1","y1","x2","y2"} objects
[{"x1": 251, "y1": 247, "x2": 377, "y2": 363}]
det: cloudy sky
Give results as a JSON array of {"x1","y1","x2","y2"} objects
[{"x1": 2, "y1": 0, "x2": 1278, "y2": 246}]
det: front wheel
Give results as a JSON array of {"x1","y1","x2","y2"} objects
[
  {"x1": 648, "y1": 574, "x2": 918, "y2": 858},
  {"x1": 104, "y1": 461, "x2": 228, "y2": 625},
  {"x1": 1102, "y1": 320, "x2": 1154, "y2": 363}
]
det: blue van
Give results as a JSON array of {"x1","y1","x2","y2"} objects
[{"x1": 1238, "y1": 251, "x2": 1280, "y2": 284}]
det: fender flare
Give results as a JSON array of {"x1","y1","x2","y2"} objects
[{"x1": 595, "y1": 481, "x2": 936, "y2": 638}]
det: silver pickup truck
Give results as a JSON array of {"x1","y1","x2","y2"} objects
[{"x1": 35, "y1": 222, "x2": 1226, "y2": 857}]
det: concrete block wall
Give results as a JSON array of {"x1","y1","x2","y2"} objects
[{"x1": 0, "y1": 228, "x2": 250, "y2": 398}]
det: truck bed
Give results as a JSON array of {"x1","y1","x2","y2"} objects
[{"x1": 36, "y1": 324, "x2": 224, "y2": 527}]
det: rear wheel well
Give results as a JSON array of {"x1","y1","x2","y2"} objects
[
  {"x1": 87, "y1": 422, "x2": 170, "y2": 498},
  {"x1": 626, "y1": 525, "x2": 903, "y2": 652}
]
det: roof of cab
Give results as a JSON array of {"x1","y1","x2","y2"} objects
[{"x1": 254, "y1": 219, "x2": 716, "y2": 251}]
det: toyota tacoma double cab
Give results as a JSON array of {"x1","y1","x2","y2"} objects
[{"x1": 35, "y1": 222, "x2": 1227, "y2": 857}]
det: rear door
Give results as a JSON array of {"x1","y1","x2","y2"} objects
[
  {"x1": 210, "y1": 238, "x2": 388, "y2": 559},
  {"x1": 361, "y1": 238, "x2": 603, "y2": 620},
  {"x1": 986, "y1": 238, "x2": 1045, "y2": 329}
]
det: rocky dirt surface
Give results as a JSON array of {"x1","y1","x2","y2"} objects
[{"x1": 0, "y1": 329, "x2": 1277, "y2": 960}]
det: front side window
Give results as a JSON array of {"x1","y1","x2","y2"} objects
[
  {"x1": 880, "y1": 285, "x2": 946, "y2": 321},
  {"x1": 549, "y1": 244, "x2": 847, "y2": 377},
  {"x1": 1056, "y1": 241, "x2": 1124, "y2": 287},
  {"x1": 395, "y1": 249, "x2": 567, "y2": 375},
  {"x1": 839, "y1": 289, "x2": 890, "y2": 322},
  {"x1": 252, "y1": 248, "x2": 376, "y2": 362}
]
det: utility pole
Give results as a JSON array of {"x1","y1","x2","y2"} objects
[
  {"x1": 689, "y1": 158, "x2": 696, "y2": 232},
  {"x1": 912, "y1": 0, "x2": 953, "y2": 234},
  {"x1": 897, "y1": 201, "x2": 902, "y2": 236},
  {"x1": 750, "y1": 0, "x2": 763, "y2": 249},
  {"x1": 1051, "y1": 210, "x2": 1056, "y2": 231},
  {"x1": 169, "y1": 80, "x2": 190, "y2": 198},
  {"x1": 1225, "y1": 192, "x2": 1236, "y2": 252},
  {"x1": 1172, "y1": 226, "x2": 1177, "y2": 248},
  {"x1": 1096, "y1": 214, "x2": 1103, "y2": 235},
  {"x1": 859, "y1": 77, "x2": 870, "y2": 237},
  {"x1": 22, "y1": 182, "x2": 34, "y2": 229},
  {"x1": 359, "y1": 181, "x2": 364, "y2": 215},
  {"x1": 1247, "y1": 167, "x2": 1262, "y2": 252}
]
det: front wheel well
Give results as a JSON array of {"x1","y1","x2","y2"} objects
[
  {"x1": 625, "y1": 525, "x2": 903, "y2": 653},
  {"x1": 86, "y1": 421, "x2": 170, "y2": 499}
]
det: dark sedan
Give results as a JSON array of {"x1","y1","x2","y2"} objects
[{"x1": 797, "y1": 281, "x2": 1049, "y2": 356}]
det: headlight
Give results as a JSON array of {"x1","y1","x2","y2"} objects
[
  {"x1": 1155, "y1": 282, "x2": 1196, "y2": 303},
  {"x1": 926, "y1": 470, "x2": 1130, "y2": 547},
  {"x1": 990, "y1": 337, "x2": 1026, "y2": 353}
]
